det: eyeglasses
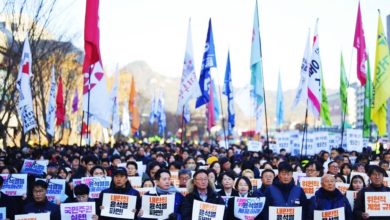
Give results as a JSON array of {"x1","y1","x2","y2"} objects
[{"x1": 195, "y1": 178, "x2": 208, "y2": 182}]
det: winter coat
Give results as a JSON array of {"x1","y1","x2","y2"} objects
[
  {"x1": 353, "y1": 184, "x2": 390, "y2": 220},
  {"x1": 23, "y1": 198, "x2": 61, "y2": 220}
]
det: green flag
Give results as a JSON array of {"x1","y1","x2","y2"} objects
[
  {"x1": 363, "y1": 57, "x2": 372, "y2": 138},
  {"x1": 321, "y1": 70, "x2": 332, "y2": 126},
  {"x1": 340, "y1": 53, "x2": 348, "y2": 115}
]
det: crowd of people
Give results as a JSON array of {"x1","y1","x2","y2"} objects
[{"x1": 0, "y1": 140, "x2": 389, "y2": 220}]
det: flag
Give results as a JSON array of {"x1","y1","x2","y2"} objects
[
  {"x1": 177, "y1": 19, "x2": 201, "y2": 121},
  {"x1": 82, "y1": 0, "x2": 111, "y2": 128},
  {"x1": 211, "y1": 80, "x2": 220, "y2": 121},
  {"x1": 56, "y1": 76, "x2": 65, "y2": 126},
  {"x1": 292, "y1": 29, "x2": 311, "y2": 109},
  {"x1": 251, "y1": 0, "x2": 265, "y2": 133},
  {"x1": 121, "y1": 103, "x2": 130, "y2": 136},
  {"x1": 110, "y1": 67, "x2": 120, "y2": 135},
  {"x1": 276, "y1": 71, "x2": 284, "y2": 127},
  {"x1": 320, "y1": 71, "x2": 332, "y2": 126},
  {"x1": 149, "y1": 94, "x2": 158, "y2": 124},
  {"x1": 16, "y1": 35, "x2": 36, "y2": 133},
  {"x1": 371, "y1": 14, "x2": 390, "y2": 136},
  {"x1": 207, "y1": 79, "x2": 216, "y2": 130},
  {"x1": 46, "y1": 66, "x2": 56, "y2": 137},
  {"x1": 223, "y1": 51, "x2": 235, "y2": 135},
  {"x1": 340, "y1": 53, "x2": 348, "y2": 115},
  {"x1": 196, "y1": 18, "x2": 217, "y2": 108},
  {"x1": 72, "y1": 88, "x2": 78, "y2": 113},
  {"x1": 307, "y1": 19, "x2": 322, "y2": 117},
  {"x1": 157, "y1": 92, "x2": 166, "y2": 136},
  {"x1": 354, "y1": 2, "x2": 367, "y2": 86},
  {"x1": 129, "y1": 76, "x2": 140, "y2": 134},
  {"x1": 363, "y1": 56, "x2": 372, "y2": 138}
]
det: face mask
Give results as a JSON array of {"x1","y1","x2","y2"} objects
[{"x1": 187, "y1": 164, "x2": 196, "y2": 171}]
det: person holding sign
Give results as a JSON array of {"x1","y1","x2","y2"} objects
[
  {"x1": 0, "y1": 176, "x2": 17, "y2": 219},
  {"x1": 139, "y1": 169, "x2": 183, "y2": 219},
  {"x1": 97, "y1": 167, "x2": 141, "y2": 220},
  {"x1": 181, "y1": 169, "x2": 225, "y2": 219},
  {"x1": 307, "y1": 174, "x2": 353, "y2": 220},
  {"x1": 263, "y1": 162, "x2": 308, "y2": 219},
  {"x1": 64, "y1": 184, "x2": 98, "y2": 220},
  {"x1": 22, "y1": 180, "x2": 61, "y2": 220},
  {"x1": 353, "y1": 166, "x2": 390, "y2": 220}
]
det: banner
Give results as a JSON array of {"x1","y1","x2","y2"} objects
[
  {"x1": 21, "y1": 159, "x2": 48, "y2": 175},
  {"x1": 299, "y1": 177, "x2": 321, "y2": 198},
  {"x1": 37, "y1": 178, "x2": 66, "y2": 202},
  {"x1": 82, "y1": 177, "x2": 111, "y2": 198},
  {"x1": 314, "y1": 207, "x2": 345, "y2": 220},
  {"x1": 365, "y1": 192, "x2": 390, "y2": 216},
  {"x1": 61, "y1": 202, "x2": 96, "y2": 220},
  {"x1": 192, "y1": 200, "x2": 225, "y2": 220},
  {"x1": 269, "y1": 206, "x2": 302, "y2": 220},
  {"x1": 234, "y1": 197, "x2": 265, "y2": 220},
  {"x1": 346, "y1": 190, "x2": 358, "y2": 209},
  {"x1": 15, "y1": 213, "x2": 50, "y2": 220},
  {"x1": 276, "y1": 133, "x2": 291, "y2": 153},
  {"x1": 314, "y1": 132, "x2": 329, "y2": 154},
  {"x1": 345, "y1": 129, "x2": 363, "y2": 152},
  {"x1": 0, "y1": 174, "x2": 27, "y2": 196},
  {"x1": 247, "y1": 141, "x2": 262, "y2": 152},
  {"x1": 101, "y1": 193, "x2": 137, "y2": 219},
  {"x1": 141, "y1": 194, "x2": 174, "y2": 219},
  {"x1": 0, "y1": 207, "x2": 5, "y2": 220}
]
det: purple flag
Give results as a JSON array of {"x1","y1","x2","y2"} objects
[{"x1": 72, "y1": 89, "x2": 79, "y2": 113}]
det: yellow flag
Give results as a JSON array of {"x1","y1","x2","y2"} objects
[{"x1": 372, "y1": 15, "x2": 390, "y2": 136}]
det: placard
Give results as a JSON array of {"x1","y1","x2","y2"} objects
[
  {"x1": 365, "y1": 192, "x2": 390, "y2": 216},
  {"x1": 314, "y1": 132, "x2": 329, "y2": 154},
  {"x1": 15, "y1": 212, "x2": 50, "y2": 220},
  {"x1": 345, "y1": 129, "x2": 363, "y2": 152},
  {"x1": 60, "y1": 202, "x2": 96, "y2": 220},
  {"x1": 136, "y1": 161, "x2": 146, "y2": 176},
  {"x1": 128, "y1": 176, "x2": 142, "y2": 188},
  {"x1": 276, "y1": 133, "x2": 291, "y2": 153},
  {"x1": 141, "y1": 194, "x2": 174, "y2": 219},
  {"x1": 299, "y1": 177, "x2": 321, "y2": 198},
  {"x1": 269, "y1": 206, "x2": 302, "y2": 220},
  {"x1": 303, "y1": 134, "x2": 315, "y2": 156},
  {"x1": 346, "y1": 190, "x2": 358, "y2": 209},
  {"x1": 0, "y1": 207, "x2": 6, "y2": 220},
  {"x1": 37, "y1": 178, "x2": 66, "y2": 202},
  {"x1": 82, "y1": 177, "x2": 111, "y2": 198},
  {"x1": 21, "y1": 159, "x2": 48, "y2": 175},
  {"x1": 234, "y1": 197, "x2": 265, "y2": 219},
  {"x1": 314, "y1": 207, "x2": 345, "y2": 220},
  {"x1": 101, "y1": 193, "x2": 137, "y2": 219},
  {"x1": 192, "y1": 200, "x2": 225, "y2": 220},
  {"x1": 137, "y1": 187, "x2": 155, "y2": 196},
  {"x1": 335, "y1": 182, "x2": 349, "y2": 195},
  {"x1": 0, "y1": 174, "x2": 27, "y2": 196},
  {"x1": 247, "y1": 141, "x2": 262, "y2": 152}
]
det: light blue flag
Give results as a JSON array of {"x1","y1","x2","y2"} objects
[
  {"x1": 276, "y1": 72, "x2": 284, "y2": 127},
  {"x1": 157, "y1": 93, "x2": 166, "y2": 136},
  {"x1": 196, "y1": 18, "x2": 217, "y2": 108},
  {"x1": 223, "y1": 51, "x2": 235, "y2": 135}
]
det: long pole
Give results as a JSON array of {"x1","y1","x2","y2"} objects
[
  {"x1": 79, "y1": 111, "x2": 83, "y2": 147},
  {"x1": 301, "y1": 101, "x2": 309, "y2": 159},
  {"x1": 86, "y1": 64, "x2": 93, "y2": 146},
  {"x1": 181, "y1": 107, "x2": 185, "y2": 148}
]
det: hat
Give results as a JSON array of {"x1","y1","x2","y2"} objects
[
  {"x1": 112, "y1": 167, "x2": 127, "y2": 176},
  {"x1": 207, "y1": 156, "x2": 218, "y2": 165},
  {"x1": 278, "y1": 162, "x2": 293, "y2": 172}
]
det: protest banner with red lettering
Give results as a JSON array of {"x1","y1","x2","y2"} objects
[
  {"x1": 234, "y1": 197, "x2": 265, "y2": 220},
  {"x1": 0, "y1": 174, "x2": 27, "y2": 196},
  {"x1": 299, "y1": 177, "x2": 321, "y2": 198},
  {"x1": 314, "y1": 207, "x2": 345, "y2": 220},
  {"x1": 335, "y1": 182, "x2": 349, "y2": 195},
  {"x1": 269, "y1": 206, "x2": 302, "y2": 220},
  {"x1": 60, "y1": 202, "x2": 96, "y2": 220},
  {"x1": 192, "y1": 200, "x2": 225, "y2": 220},
  {"x1": 15, "y1": 212, "x2": 50, "y2": 220},
  {"x1": 365, "y1": 192, "x2": 390, "y2": 216},
  {"x1": 101, "y1": 193, "x2": 137, "y2": 219},
  {"x1": 141, "y1": 194, "x2": 174, "y2": 219},
  {"x1": 346, "y1": 191, "x2": 358, "y2": 211},
  {"x1": 128, "y1": 176, "x2": 142, "y2": 188},
  {"x1": 82, "y1": 177, "x2": 111, "y2": 198}
]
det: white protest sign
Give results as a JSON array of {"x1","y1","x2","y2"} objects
[
  {"x1": 290, "y1": 132, "x2": 302, "y2": 156},
  {"x1": 269, "y1": 206, "x2": 302, "y2": 220},
  {"x1": 276, "y1": 132, "x2": 291, "y2": 153},
  {"x1": 314, "y1": 132, "x2": 329, "y2": 154},
  {"x1": 247, "y1": 140, "x2": 262, "y2": 152},
  {"x1": 60, "y1": 202, "x2": 96, "y2": 220},
  {"x1": 299, "y1": 177, "x2": 321, "y2": 198},
  {"x1": 345, "y1": 129, "x2": 363, "y2": 152},
  {"x1": 136, "y1": 161, "x2": 146, "y2": 176},
  {"x1": 141, "y1": 194, "x2": 174, "y2": 219},
  {"x1": 328, "y1": 133, "x2": 341, "y2": 150},
  {"x1": 365, "y1": 192, "x2": 390, "y2": 216},
  {"x1": 192, "y1": 200, "x2": 225, "y2": 220},
  {"x1": 234, "y1": 197, "x2": 265, "y2": 219},
  {"x1": 101, "y1": 193, "x2": 137, "y2": 219},
  {"x1": 346, "y1": 190, "x2": 358, "y2": 209},
  {"x1": 335, "y1": 182, "x2": 349, "y2": 195},
  {"x1": 314, "y1": 207, "x2": 345, "y2": 220},
  {"x1": 0, "y1": 174, "x2": 27, "y2": 196},
  {"x1": 15, "y1": 212, "x2": 50, "y2": 220},
  {"x1": 128, "y1": 176, "x2": 142, "y2": 188},
  {"x1": 303, "y1": 133, "x2": 316, "y2": 156},
  {"x1": 82, "y1": 176, "x2": 111, "y2": 198},
  {"x1": 0, "y1": 207, "x2": 5, "y2": 220},
  {"x1": 37, "y1": 178, "x2": 66, "y2": 202}
]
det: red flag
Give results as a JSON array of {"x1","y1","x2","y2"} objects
[
  {"x1": 207, "y1": 79, "x2": 216, "y2": 131},
  {"x1": 56, "y1": 76, "x2": 65, "y2": 126},
  {"x1": 353, "y1": 2, "x2": 367, "y2": 86},
  {"x1": 81, "y1": 121, "x2": 89, "y2": 136},
  {"x1": 83, "y1": 0, "x2": 101, "y2": 73}
]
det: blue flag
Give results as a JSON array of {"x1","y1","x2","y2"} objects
[
  {"x1": 196, "y1": 19, "x2": 217, "y2": 108},
  {"x1": 157, "y1": 93, "x2": 166, "y2": 136},
  {"x1": 223, "y1": 51, "x2": 235, "y2": 135},
  {"x1": 276, "y1": 72, "x2": 284, "y2": 127}
]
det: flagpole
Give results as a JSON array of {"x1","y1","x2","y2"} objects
[
  {"x1": 301, "y1": 100, "x2": 309, "y2": 158},
  {"x1": 181, "y1": 107, "x2": 185, "y2": 148},
  {"x1": 79, "y1": 112, "x2": 83, "y2": 147},
  {"x1": 86, "y1": 64, "x2": 93, "y2": 146},
  {"x1": 217, "y1": 85, "x2": 228, "y2": 149}
]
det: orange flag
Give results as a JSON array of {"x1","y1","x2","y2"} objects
[{"x1": 129, "y1": 76, "x2": 140, "y2": 134}]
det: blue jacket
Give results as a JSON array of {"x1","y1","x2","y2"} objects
[
  {"x1": 23, "y1": 198, "x2": 61, "y2": 220},
  {"x1": 307, "y1": 188, "x2": 353, "y2": 220}
]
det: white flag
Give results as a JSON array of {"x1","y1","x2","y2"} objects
[
  {"x1": 82, "y1": 61, "x2": 111, "y2": 127},
  {"x1": 16, "y1": 35, "x2": 37, "y2": 133},
  {"x1": 121, "y1": 103, "x2": 130, "y2": 136},
  {"x1": 46, "y1": 66, "x2": 56, "y2": 137},
  {"x1": 292, "y1": 29, "x2": 311, "y2": 109},
  {"x1": 177, "y1": 19, "x2": 201, "y2": 119},
  {"x1": 110, "y1": 67, "x2": 120, "y2": 135},
  {"x1": 307, "y1": 19, "x2": 322, "y2": 117}
]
